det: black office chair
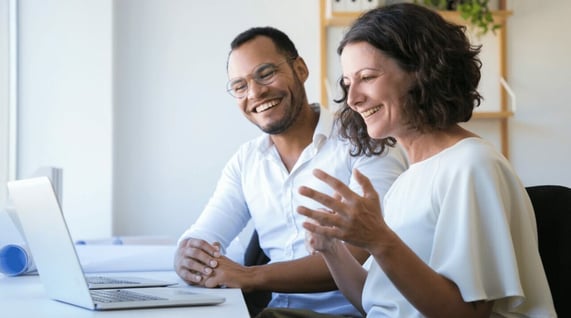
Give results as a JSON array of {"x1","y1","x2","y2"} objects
[
  {"x1": 526, "y1": 185, "x2": 571, "y2": 317},
  {"x1": 243, "y1": 230, "x2": 271, "y2": 317}
]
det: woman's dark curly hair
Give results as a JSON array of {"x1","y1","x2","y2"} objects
[{"x1": 335, "y1": 3, "x2": 483, "y2": 156}]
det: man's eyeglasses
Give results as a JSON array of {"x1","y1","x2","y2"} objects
[{"x1": 226, "y1": 58, "x2": 296, "y2": 99}]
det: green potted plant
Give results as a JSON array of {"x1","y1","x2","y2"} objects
[{"x1": 414, "y1": 0, "x2": 501, "y2": 35}]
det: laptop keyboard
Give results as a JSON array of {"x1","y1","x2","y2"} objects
[
  {"x1": 91, "y1": 289, "x2": 167, "y2": 303},
  {"x1": 87, "y1": 276, "x2": 139, "y2": 285}
]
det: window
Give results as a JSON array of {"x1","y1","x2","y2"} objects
[{"x1": 0, "y1": 0, "x2": 17, "y2": 209}]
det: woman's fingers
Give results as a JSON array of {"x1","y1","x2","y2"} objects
[
  {"x1": 312, "y1": 169, "x2": 358, "y2": 201},
  {"x1": 353, "y1": 168, "x2": 379, "y2": 200}
]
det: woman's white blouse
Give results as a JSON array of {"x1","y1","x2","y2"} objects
[{"x1": 362, "y1": 138, "x2": 556, "y2": 317}]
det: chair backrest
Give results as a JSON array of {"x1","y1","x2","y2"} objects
[
  {"x1": 243, "y1": 230, "x2": 271, "y2": 317},
  {"x1": 244, "y1": 230, "x2": 270, "y2": 267},
  {"x1": 526, "y1": 185, "x2": 571, "y2": 317}
]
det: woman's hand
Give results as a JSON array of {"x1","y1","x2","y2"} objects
[
  {"x1": 297, "y1": 168, "x2": 387, "y2": 252},
  {"x1": 304, "y1": 209, "x2": 338, "y2": 254}
]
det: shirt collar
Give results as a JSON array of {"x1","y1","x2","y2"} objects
[{"x1": 311, "y1": 103, "x2": 334, "y2": 150}]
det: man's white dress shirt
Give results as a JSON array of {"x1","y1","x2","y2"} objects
[{"x1": 179, "y1": 104, "x2": 408, "y2": 316}]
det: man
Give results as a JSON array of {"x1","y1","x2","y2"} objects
[{"x1": 174, "y1": 26, "x2": 408, "y2": 317}]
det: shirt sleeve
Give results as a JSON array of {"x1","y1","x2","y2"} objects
[
  {"x1": 177, "y1": 150, "x2": 251, "y2": 253},
  {"x1": 430, "y1": 150, "x2": 526, "y2": 304}
]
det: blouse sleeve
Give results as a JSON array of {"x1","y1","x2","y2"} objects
[{"x1": 430, "y1": 150, "x2": 527, "y2": 305}]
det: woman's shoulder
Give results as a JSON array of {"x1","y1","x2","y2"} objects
[
  {"x1": 445, "y1": 137, "x2": 505, "y2": 165},
  {"x1": 432, "y1": 137, "x2": 513, "y2": 182}
]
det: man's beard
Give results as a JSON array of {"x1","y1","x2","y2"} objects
[{"x1": 261, "y1": 78, "x2": 305, "y2": 135}]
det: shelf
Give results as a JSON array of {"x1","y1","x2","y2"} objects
[
  {"x1": 472, "y1": 111, "x2": 514, "y2": 120},
  {"x1": 325, "y1": 10, "x2": 513, "y2": 27},
  {"x1": 438, "y1": 10, "x2": 512, "y2": 26}
]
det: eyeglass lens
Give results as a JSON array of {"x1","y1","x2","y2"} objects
[{"x1": 227, "y1": 59, "x2": 292, "y2": 98}]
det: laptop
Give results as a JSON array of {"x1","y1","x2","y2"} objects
[
  {"x1": 7, "y1": 177, "x2": 225, "y2": 310},
  {"x1": 6, "y1": 177, "x2": 175, "y2": 289}
]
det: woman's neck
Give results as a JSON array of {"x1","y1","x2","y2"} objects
[{"x1": 397, "y1": 125, "x2": 478, "y2": 164}]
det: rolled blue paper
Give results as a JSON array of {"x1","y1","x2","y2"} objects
[{"x1": 0, "y1": 244, "x2": 32, "y2": 276}]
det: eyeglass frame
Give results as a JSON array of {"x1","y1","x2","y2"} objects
[{"x1": 226, "y1": 57, "x2": 297, "y2": 99}]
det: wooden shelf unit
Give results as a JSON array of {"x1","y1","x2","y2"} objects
[{"x1": 318, "y1": 0, "x2": 514, "y2": 158}]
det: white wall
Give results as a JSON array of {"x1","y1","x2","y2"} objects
[
  {"x1": 16, "y1": 0, "x2": 113, "y2": 239},
  {"x1": 9, "y1": 0, "x2": 571, "y2": 241},
  {"x1": 508, "y1": 1, "x2": 571, "y2": 187},
  {"x1": 112, "y1": 0, "x2": 320, "y2": 237}
]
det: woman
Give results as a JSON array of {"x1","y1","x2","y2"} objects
[{"x1": 257, "y1": 3, "x2": 556, "y2": 318}]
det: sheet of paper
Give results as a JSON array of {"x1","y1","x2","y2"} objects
[
  {"x1": 1, "y1": 235, "x2": 247, "y2": 276},
  {"x1": 76, "y1": 244, "x2": 177, "y2": 273},
  {"x1": 0, "y1": 243, "x2": 177, "y2": 276}
]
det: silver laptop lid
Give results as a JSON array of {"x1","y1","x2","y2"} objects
[
  {"x1": 7, "y1": 177, "x2": 95, "y2": 309},
  {"x1": 7, "y1": 177, "x2": 225, "y2": 311}
]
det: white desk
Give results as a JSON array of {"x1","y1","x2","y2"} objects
[{"x1": 0, "y1": 271, "x2": 250, "y2": 317}]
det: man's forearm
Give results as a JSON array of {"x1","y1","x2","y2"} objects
[
  {"x1": 249, "y1": 254, "x2": 337, "y2": 292},
  {"x1": 248, "y1": 246, "x2": 369, "y2": 293}
]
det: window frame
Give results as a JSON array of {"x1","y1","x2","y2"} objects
[{"x1": 1, "y1": 0, "x2": 18, "y2": 209}]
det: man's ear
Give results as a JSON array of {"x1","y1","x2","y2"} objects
[{"x1": 292, "y1": 57, "x2": 309, "y2": 82}]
